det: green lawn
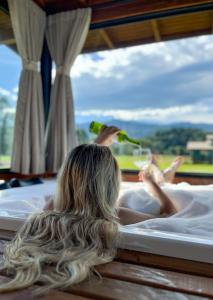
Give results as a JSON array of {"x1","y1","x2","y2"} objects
[
  {"x1": 1, "y1": 154, "x2": 213, "y2": 173},
  {"x1": 0, "y1": 155, "x2": 10, "y2": 168},
  {"x1": 115, "y1": 155, "x2": 213, "y2": 173}
]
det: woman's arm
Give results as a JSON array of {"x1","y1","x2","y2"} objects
[{"x1": 118, "y1": 207, "x2": 155, "y2": 225}]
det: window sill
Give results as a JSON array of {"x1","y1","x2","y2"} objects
[{"x1": 121, "y1": 169, "x2": 213, "y2": 184}]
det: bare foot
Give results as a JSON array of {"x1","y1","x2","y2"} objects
[
  {"x1": 150, "y1": 155, "x2": 165, "y2": 184},
  {"x1": 163, "y1": 156, "x2": 184, "y2": 183},
  {"x1": 150, "y1": 164, "x2": 165, "y2": 185}
]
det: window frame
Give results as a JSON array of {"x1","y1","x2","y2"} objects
[{"x1": 1, "y1": 4, "x2": 213, "y2": 177}]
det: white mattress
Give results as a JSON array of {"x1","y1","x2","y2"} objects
[
  {"x1": 0, "y1": 180, "x2": 212, "y2": 263},
  {"x1": 122, "y1": 181, "x2": 213, "y2": 238}
]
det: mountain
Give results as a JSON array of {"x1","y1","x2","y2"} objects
[
  {"x1": 77, "y1": 119, "x2": 213, "y2": 139},
  {"x1": 2, "y1": 90, "x2": 213, "y2": 138}
]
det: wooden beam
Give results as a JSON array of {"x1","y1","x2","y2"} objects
[
  {"x1": 97, "y1": 261, "x2": 213, "y2": 297},
  {"x1": 0, "y1": 37, "x2": 14, "y2": 45},
  {"x1": 6, "y1": 44, "x2": 18, "y2": 54},
  {"x1": 0, "y1": 28, "x2": 15, "y2": 45},
  {"x1": 78, "y1": 0, "x2": 88, "y2": 6},
  {"x1": 33, "y1": 0, "x2": 46, "y2": 8},
  {"x1": 91, "y1": 0, "x2": 213, "y2": 24},
  {"x1": 34, "y1": 0, "x2": 213, "y2": 22},
  {"x1": 82, "y1": 27, "x2": 210, "y2": 54},
  {"x1": 118, "y1": 249, "x2": 213, "y2": 277},
  {"x1": 151, "y1": 19, "x2": 161, "y2": 42},
  {"x1": 41, "y1": 38, "x2": 52, "y2": 125},
  {"x1": 211, "y1": 11, "x2": 213, "y2": 33},
  {"x1": 99, "y1": 29, "x2": 114, "y2": 49},
  {"x1": 0, "y1": 0, "x2": 9, "y2": 15}
]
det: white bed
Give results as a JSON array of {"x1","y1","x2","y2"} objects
[
  {"x1": 0, "y1": 180, "x2": 212, "y2": 263},
  {"x1": 120, "y1": 181, "x2": 213, "y2": 238}
]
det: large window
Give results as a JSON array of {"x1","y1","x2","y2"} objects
[
  {"x1": 1, "y1": 36, "x2": 213, "y2": 174},
  {"x1": 73, "y1": 35, "x2": 213, "y2": 174},
  {"x1": 0, "y1": 46, "x2": 20, "y2": 169}
]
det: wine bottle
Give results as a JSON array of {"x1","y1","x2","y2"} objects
[{"x1": 89, "y1": 121, "x2": 141, "y2": 146}]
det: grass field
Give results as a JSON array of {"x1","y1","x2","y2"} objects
[
  {"x1": 115, "y1": 155, "x2": 213, "y2": 173},
  {"x1": 1, "y1": 154, "x2": 213, "y2": 173},
  {"x1": 0, "y1": 155, "x2": 10, "y2": 168}
]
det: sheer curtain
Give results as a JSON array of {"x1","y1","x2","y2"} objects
[
  {"x1": 45, "y1": 8, "x2": 91, "y2": 172},
  {"x1": 8, "y1": 0, "x2": 46, "y2": 174}
]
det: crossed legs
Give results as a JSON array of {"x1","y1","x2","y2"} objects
[{"x1": 139, "y1": 156, "x2": 184, "y2": 184}]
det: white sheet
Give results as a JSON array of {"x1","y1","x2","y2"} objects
[
  {"x1": 123, "y1": 182, "x2": 213, "y2": 238},
  {"x1": 0, "y1": 180, "x2": 213, "y2": 239},
  {"x1": 119, "y1": 184, "x2": 161, "y2": 215},
  {"x1": 0, "y1": 180, "x2": 56, "y2": 218}
]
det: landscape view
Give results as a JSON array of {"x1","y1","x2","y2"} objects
[
  {"x1": 77, "y1": 119, "x2": 213, "y2": 172},
  {"x1": 1, "y1": 103, "x2": 213, "y2": 172},
  {"x1": 1, "y1": 34, "x2": 213, "y2": 173}
]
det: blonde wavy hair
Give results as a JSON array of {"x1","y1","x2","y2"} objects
[{"x1": 0, "y1": 144, "x2": 120, "y2": 293}]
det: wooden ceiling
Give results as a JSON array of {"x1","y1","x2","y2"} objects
[
  {"x1": 0, "y1": 0, "x2": 213, "y2": 53},
  {"x1": 34, "y1": 0, "x2": 213, "y2": 20},
  {"x1": 83, "y1": 9, "x2": 213, "y2": 53}
]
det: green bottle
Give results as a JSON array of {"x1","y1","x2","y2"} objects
[{"x1": 89, "y1": 121, "x2": 141, "y2": 146}]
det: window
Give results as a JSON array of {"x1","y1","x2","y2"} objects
[
  {"x1": 73, "y1": 34, "x2": 213, "y2": 174},
  {"x1": 0, "y1": 46, "x2": 20, "y2": 169}
]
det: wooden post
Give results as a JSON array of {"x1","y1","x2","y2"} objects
[
  {"x1": 151, "y1": 19, "x2": 161, "y2": 42},
  {"x1": 99, "y1": 29, "x2": 114, "y2": 49},
  {"x1": 41, "y1": 38, "x2": 52, "y2": 125}
]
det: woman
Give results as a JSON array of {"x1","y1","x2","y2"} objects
[
  {"x1": 44, "y1": 126, "x2": 181, "y2": 224},
  {"x1": 0, "y1": 135, "x2": 179, "y2": 293},
  {"x1": 94, "y1": 125, "x2": 183, "y2": 224},
  {"x1": 0, "y1": 144, "x2": 120, "y2": 293}
]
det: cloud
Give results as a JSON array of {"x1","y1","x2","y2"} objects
[
  {"x1": 2, "y1": 107, "x2": 15, "y2": 114},
  {"x1": 0, "y1": 87, "x2": 17, "y2": 101},
  {"x1": 12, "y1": 86, "x2": 19, "y2": 94},
  {"x1": 21, "y1": 35, "x2": 213, "y2": 124},
  {"x1": 76, "y1": 100, "x2": 212, "y2": 123},
  {"x1": 72, "y1": 59, "x2": 213, "y2": 111},
  {"x1": 72, "y1": 35, "x2": 213, "y2": 80},
  {"x1": 71, "y1": 34, "x2": 213, "y2": 126},
  {"x1": 0, "y1": 87, "x2": 12, "y2": 97}
]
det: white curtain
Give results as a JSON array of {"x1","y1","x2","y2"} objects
[
  {"x1": 45, "y1": 8, "x2": 91, "y2": 172},
  {"x1": 8, "y1": 0, "x2": 46, "y2": 174}
]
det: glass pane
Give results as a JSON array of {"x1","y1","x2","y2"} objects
[
  {"x1": 73, "y1": 34, "x2": 213, "y2": 174},
  {"x1": 0, "y1": 46, "x2": 21, "y2": 169}
]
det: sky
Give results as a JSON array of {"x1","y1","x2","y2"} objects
[{"x1": 1, "y1": 34, "x2": 213, "y2": 124}]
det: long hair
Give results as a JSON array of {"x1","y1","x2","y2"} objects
[{"x1": 0, "y1": 144, "x2": 121, "y2": 293}]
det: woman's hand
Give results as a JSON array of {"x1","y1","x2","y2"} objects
[
  {"x1": 138, "y1": 168, "x2": 155, "y2": 183},
  {"x1": 95, "y1": 126, "x2": 120, "y2": 146}
]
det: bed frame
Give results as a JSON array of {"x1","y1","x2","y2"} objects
[{"x1": 0, "y1": 228, "x2": 212, "y2": 299}]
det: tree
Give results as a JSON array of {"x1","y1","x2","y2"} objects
[
  {"x1": 76, "y1": 128, "x2": 89, "y2": 144},
  {"x1": 0, "y1": 113, "x2": 9, "y2": 155},
  {"x1": 139, "y1": 127, "x2": 206, "y2": 155},
  {"x1": 0, "y1": 97, "x2": 10, "y2": 155}
]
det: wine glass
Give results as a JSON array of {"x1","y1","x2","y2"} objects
[{"x1": 133, "y1": 148, "x2": 152, "y2": 170}]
